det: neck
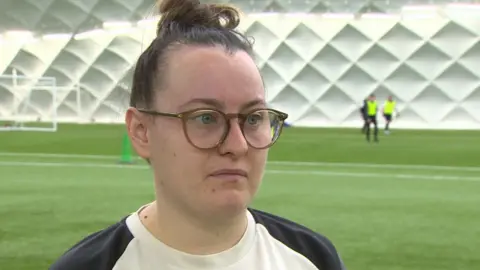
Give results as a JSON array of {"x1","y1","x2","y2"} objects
[{"x1": 140, "y1": 199, "x2": 248, "y2": 255}]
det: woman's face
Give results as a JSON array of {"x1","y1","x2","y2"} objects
[{"x1": 129, "y1": 45, "x2": 268, "y2": 219}]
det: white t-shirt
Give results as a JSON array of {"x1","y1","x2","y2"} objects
[{"x1": 50, "y1": 207, "x2": 346, "y2": 270}]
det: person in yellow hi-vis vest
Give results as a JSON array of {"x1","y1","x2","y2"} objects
[
  {"x1": 366, "y1": 94, "x2": 379, "y2": 142},
  {"x1": 382, "y1": 95, "x2": 400, "y2": 135}
]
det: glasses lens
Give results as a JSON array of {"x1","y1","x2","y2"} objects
[
  {"x1": 185, "y1": 110, "x2": 226, "y2": 148},
  {"x1": 243, "y1": 110, "x2": 283, "y2": 149}
]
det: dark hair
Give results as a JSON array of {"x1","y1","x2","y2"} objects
[{"x1": 129, "y1": 0, "x2": 254, "y2": 109}]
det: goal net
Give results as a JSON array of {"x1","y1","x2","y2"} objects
[{"x1": 0, "y1": 74, "x2": 60, "y2": 132}]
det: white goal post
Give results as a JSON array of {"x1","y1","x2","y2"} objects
[{"x1": 0, "y1": 71, "x2": 81, "y2": 132}]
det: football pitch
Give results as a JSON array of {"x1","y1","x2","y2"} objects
[{"x1": 1, "y1": 124, "x2": 479, "y2": 270}]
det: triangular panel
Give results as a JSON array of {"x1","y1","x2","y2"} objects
[
  {"x1": 315, "y1": 85, "x2": 357, "y2": 121},
  {"x1": 394, "y1": 106, "x2": 428, "y2": 124},
  {"x1": 90, "y1": 103, "x2": 121, "y2": 123},
  {"x1": 48, "y1": 51, "x2": 88, "y2": 83},
  {"x1": 461, "y1": 88, "x2": 480, "y2": 122},
  {"x1": 429, "y1": 21, "x2": 478, "y2": 58},
  {"x1": 400, "y1": 16, "x2": 448, "y2": 40},
  {"x1": 440, "y1": 106, "x2": 480, "y2": 127},
  {"x1": 343, "y1": 106, "x2": 366, "y2": 123},
  {"x1": 59, "y1": 89, "x2": 81, "y2": 113},
  {"x1": 264, "y1": 2, "x2": 286, "y2": 13},
  {"x1": 23, "y1": 89, "x2": 53, "y2": 118},
  {"x1": 406, "y1": 42, "x2": 452, "y2": 80},
  {"x1": 267, "y1": 43, "x2": 307, "y2": 81},
  {"x1": 284, "y1": 23, "x2": 324, "y2": 61},
  {"x1": 458, "y1": 40, "x2": 480, "y2": 73},
  {"x1": 350, "y1": 16, "x2": 398, "y2": 41},
  {"x1": 230, "y1": 0, "x2": 267, "y2": 12},
  {"x1": 261, "y1": 63, "x2": 288, "y2": 102},
  {"x1": 93, "y1": 50, "x2": 131, "y2": 79},
  {"x1": 9, "y1": 50, "x2": 43, "y2": 76},
  {"x1": 22, "y1": 38, "x2": 70, "y2": 67},
  {"x1": 306, "y1": 17, "x2": 349, "y2": 42},
  {"x1": 268, "y1": 85, "x2": 310, "y2": 121},
  {"x1": 290, "y1": 64, "x2": 331, "y2": 102},
  {"x1": 357, "y1": 4, "x2": 389, "y2": 13},
  {"x1": 310, "y1": 44, "x2": 352, "y2": 82},
  {"x1": 252, "y1": 51, "x2": 266, "y2": 69},
  {"x1": 103, "y1": 88, "x2": 130, "y2": 111},
  {"x1": 64, "y1": 38, "x2": 110, "y2": 61},
  {"x1": 107, "y1": 36, "x2": 142, "y2": 62},
  {"x1": 377, "y1": 23, "x2": 423, "y2": 61},
  {"x1": 463, "y1": 87, "x2": 480, "y2": 103},
  {"x1": 336, "y1": 64, "x2": 377, "y2": 101},
  {"x1": 442, "y1": 8, "x2": 480, "y2": 36},
  {"x1": 310, "y1": 2, "x2": 329, "y2": 13},
  {"x1": 14, "y1": 100, "x2": 42, "y2": 121},
  {"x1": 44, "y1": 1, "x2": 91, "y2": 32},
  {"x1": 57, "y1": 103, "x2": 79, "y2": 121},
  {"x1": 244, "y1": 22, "x2": 281, "y2": 59},
  {"x1": 371, "y1": 85, "x2": 400, "y2": 103},
  {"x1": 80, "y1": 68, "x2": 114, "y2": 96},
  {"x1": 0, "y1": 86, "x2": 15, "y2": 114},
  {"x1": 276, "y1": 0, "x2": 321, "y2": 13},
  {"x1": 43, "y1": 69, "x2": 75, "y2": 89},
  {"x1": 255, "y1": 14, "x2": 301, "y2": 40},
  {"x1": 383, "y1": 64, "x2": 428, "y2": 101},
  {"x1": 0, "y1": 42, "x2": 23, "y2": 74},
  {"x1": 434, "y1": 63, "x2": 480, "y2": 101},
  {"x1": 357, "y1": 43, "x2": 400, "y2": 81},
  {"x1": 410, "y1": 85, "x2": 456, "y2": 123},
  {"x1": 294, "y1": 106, "x2": 330, "y2": 127},
  {"x1": 329, "y1": 24, "x2": 374, "y2": 61}
]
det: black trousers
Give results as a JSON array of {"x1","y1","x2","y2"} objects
[
  {"x1": 361, "y1": 116, "x2": 368, "y2": 133},
  {"x1": 366, "y1": 115, "x2": 378, "y2": 141},
  {"x1": 384, "y1": 114, "x2": 392, "y2": 131}
]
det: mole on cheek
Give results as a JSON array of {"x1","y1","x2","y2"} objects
[{"x1": 211, "y1": 188, "x2": 216, "y2": 193}]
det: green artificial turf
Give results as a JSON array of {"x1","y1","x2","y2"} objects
[{"x1": 1, "y1": 124, "x2": 479, "y2": 270}]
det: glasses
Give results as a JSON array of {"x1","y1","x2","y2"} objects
[{"x1": 137, "y1": 107, "x2": 289, "y2": 150}]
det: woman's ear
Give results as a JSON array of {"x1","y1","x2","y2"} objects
[{"x1": 125, "y1": 107, "x2": 150, "y2": 160}]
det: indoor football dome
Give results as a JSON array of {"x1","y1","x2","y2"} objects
[{"x1": 0, "y1": 0, "x2": 479, "y2": 130}]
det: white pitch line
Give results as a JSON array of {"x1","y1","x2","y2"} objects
[
  {"x1": 1, "y1": 152, "x2": 479, "y2": 172},
  {"x1": 272, "y1": 161, "x2": 480, "y2": 172},
  {"x1": 0, "y1": 161, "x2": 147, "y2": 169},
  {"x1": 267, "y1": 170, "x2": 480, "y2": 182},
  {"x1": 0, "y1": 152, "x2": 124, "y2": 160},
  {"x1": 0, "y1": 161, "x2": 479, "y2": 182}
]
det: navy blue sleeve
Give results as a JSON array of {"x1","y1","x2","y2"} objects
[
  {"x1": 49, "y1": 217, "x2": 133, "y2": 270},
  {"x1": 250, "y1": 208, "x2": 346, "y2": 270}
]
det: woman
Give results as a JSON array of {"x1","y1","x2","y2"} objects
[{"x1": 50, "y1": 0, "x2": 346, "y2": 269}]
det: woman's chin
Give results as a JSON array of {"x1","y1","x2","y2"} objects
[{"x1": 208, "y1": 189, "x2": 252, "y2": 213}]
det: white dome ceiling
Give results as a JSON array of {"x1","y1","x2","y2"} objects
[
  {"x1": 1, "y1": 0, "x2": 479, "y2": 125},
  {"x1": 0, "y1": 0, "x2": 155, "y2": 34},
  {"x1": 2, "y1": 0, "x2": 478, "y2": 34}
]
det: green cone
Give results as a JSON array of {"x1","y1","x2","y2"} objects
[{"x1": 119, "y1": 133, "x2": 134, "y2": 164}]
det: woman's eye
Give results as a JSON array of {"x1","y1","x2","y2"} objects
[
  {"x1": 195, "y1": 113, "x2": 217, "y2": 124},
  {"x1": 247, "y1": 114, "x2": 263, "y2": 125}
]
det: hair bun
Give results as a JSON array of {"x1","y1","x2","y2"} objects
[{"x1": 156, "y1": 0, "x2": 240, "y2": 34}]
